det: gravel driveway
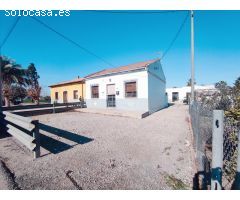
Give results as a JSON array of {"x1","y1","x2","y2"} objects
[{"x1": 0, "y1": 103, "x2": 195, "y2": 190}]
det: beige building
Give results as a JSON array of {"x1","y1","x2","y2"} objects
[{"x1": 49, "y1": 77, "x2": 85, "y2": 103}]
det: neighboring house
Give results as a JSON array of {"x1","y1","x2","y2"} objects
[
  {"x1": 49, "y1": 77, "x2": 85, "y2": 103},
  {"x1": 166, "y1": 85, "x2": 216, "y2": 103},
  {"x1": 84, "y1": 59, "x2": 168, "y2": 114}
]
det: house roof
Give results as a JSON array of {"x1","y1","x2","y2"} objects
[
  {"x1": 49, "y1": 77, "x2": 85, "y2": 87},
  {"x1": 85, "y1": 59, "x2": 159, "y2": 79}
]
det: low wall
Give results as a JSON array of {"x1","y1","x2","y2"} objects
[
  {"x1": 2, "y1": 104, "x2": 52, "y2": 111},
  {"x1": 86, "y1": 98, "x2": 149, "y2": 112},
  {"x1": 14, "y1": 107, "x2": 74, "y2": 117}
]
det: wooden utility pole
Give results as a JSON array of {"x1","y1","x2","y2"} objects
[{"x1": 191, "y1": 10, "x2": 195, "y2": 102}]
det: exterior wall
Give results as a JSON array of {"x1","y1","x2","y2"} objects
[
  {"x1": 166, "y1": 87, "x2": 191, "y2": 103},
  {"x1": 50, "y1": 83, "x2": 85, "y2": 103},
  {"x1": 86, "y1": 70, "x2": 149, "y2": 112},
  {"x1": 147, "y1": 61, "x2": 168, "y2": 113},
  {"x1": 166, "y1": 85, "x2": 215, "y2": 103}
]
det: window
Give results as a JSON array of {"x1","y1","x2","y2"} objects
[
  {"x1": 73, "y1": 90, "x2": 78, "y2": 99},
  {"x1": 91, "y1": 85, "x2": 99, "y2": 98},
  {"x1": 55, "y1": 92, "x2": 58, "y2": 100},
  {"x1": 125, "y1": 81, "x2": 137, "y2": 97}
]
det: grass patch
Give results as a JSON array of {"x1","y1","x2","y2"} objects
[{"x1": 165, "y1": 174, "x2": 189, "y2": 190}]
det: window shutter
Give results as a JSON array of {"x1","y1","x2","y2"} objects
[
  {"x1": 92, "y1": 86, "x2": 98, "y2": 94},
  {"x1": 126, "y1": 82, "x2": 136, "y2": 92}
]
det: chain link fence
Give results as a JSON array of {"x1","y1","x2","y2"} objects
[
  {"x1": 190, "y1": 100, "x2": 240, "y2": 189},
  {"x1": 222, "y1": 117, "x2": 239, "y2": 189},
  {"x1": 190, "y1": 101, "x2": 212, "y2": 189}
]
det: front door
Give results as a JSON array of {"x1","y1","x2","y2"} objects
[
  {"x1": 106, "y1": 84, "x2": 116, "y2": 107},
  {"x1": 63, "y1": 91, "x2": 68, "y2": 103}
]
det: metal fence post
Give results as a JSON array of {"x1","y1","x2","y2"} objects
[
  {"x1": 33, "y1": 120, "x2": 40, "y2": 159},
  {"x1": 211, "y1": 110, "x2": 224, "y2": 190},
  {"x1": 232, "y1": 130, "x2": 240, "y2": 190},
  {"x1": 53, "y1": 101, "x2": 55, "y2": 113}
]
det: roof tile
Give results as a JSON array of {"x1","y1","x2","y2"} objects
[
  {"x1": 85, "y1": 59, "x2": 159, "y2": 79},
  {"x1": 49, "y1": 77, "x2": 84, "y2": 87}
]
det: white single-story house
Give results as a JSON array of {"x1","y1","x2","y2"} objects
[
  {"x1": 166, "y1": 85, "x2": 216, "y2": 103},
  {"x1": 85, "y1": 59, "x2": 168, "y2": 114}
]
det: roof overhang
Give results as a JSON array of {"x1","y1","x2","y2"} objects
[
  {"x1": 85, "y1": 67, "x2": 147, "y2": 80},
  {"x1": 49, "y1": 80, "x2": 85, "y2": 88}
]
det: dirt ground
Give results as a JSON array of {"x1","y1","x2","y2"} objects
[{"x1": 0, "y1": 103, "x2": 196, "y2": 190}]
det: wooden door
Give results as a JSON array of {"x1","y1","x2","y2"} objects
[{"x1": 63, "y1": 91, "x2": 68, "y2": 103}]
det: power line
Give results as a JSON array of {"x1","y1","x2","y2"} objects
[
  {"x1": 30, "y1": 16, "x2": 114, "y2": 67},
  {"x1": 82, "y1": 10, "x2": 186, "y2": 14},
  {"x1": 0, "y1": 16, "x2": 21, "y2": 51},
  {"x1": 161, "y1": 12, "x2": 189, "y2": 60}
]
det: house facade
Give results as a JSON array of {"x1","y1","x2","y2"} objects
[
  {"x1": 85, "y1": 59, "x2": 168, "y2": 114},
  {"x1": 166, "y1": 85, "x2": 216, "y2": 103},
  {"x1": 49, "y1": 77, "x2": 85, "y2": 103}
]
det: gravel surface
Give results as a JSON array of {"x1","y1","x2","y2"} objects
[
  {"x1": 0, "y1": 103, "x2": 195, "y2": 190},
  {"x1": 0, "y1": 159, "x2": 20, "y2": 189}
]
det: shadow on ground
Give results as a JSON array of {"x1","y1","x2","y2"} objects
[
  {"x1": 192, "y1": 171, "x2": 210, "y2": 190},
  {"x1": 39, "y1": 123, "x2": 93, "y2": 154}
]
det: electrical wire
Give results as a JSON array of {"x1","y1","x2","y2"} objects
[
  {"x1": 30, "y1": 16, "x2": 114, "y2": 67},
  {"x1": 0, "y1": 16, "x2": 21, "y2": 50},
  {"x1": 1, "y1": 11, "x2": 189, "y2": 66},
  {"x1": 161, "y1": 12, "x2": 189, "y2": 60}
]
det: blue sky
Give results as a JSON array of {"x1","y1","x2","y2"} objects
[{"x1": 0, "y1": 10, "x2": 240, "y2": 95}]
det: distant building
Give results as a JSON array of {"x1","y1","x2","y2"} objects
[
  {"x1": 166, "y1": 85, "x2": 216, "y2": 103},
  {"x1": 49, "y1": 78, "x2": 85, "y2": 103},
  {"x1": 85, "y1": 59, "x2": 168, "y2": 114}
]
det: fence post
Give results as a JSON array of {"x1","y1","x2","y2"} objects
[
  {"x1": 232, "y1": 130, "x2": 240, "y2": 190},
  {"x1": 53, "y1": 101, "x2": 55, "y2": 113},
  {"x1": 33, "y1": 120, "x2": 40, "y2": 159},
  {"x1": 0, "y1": 112, "x2": 6, "y2": 137},
  {"x1": 211, "y1": 110, "x2": 224, "y2": 190}
]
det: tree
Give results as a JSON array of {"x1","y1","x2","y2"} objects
[
  {"x1": 232, "y1": 77, "x2": 240, "y2": 108},
  {"x1": 1, "y1": 56, "x2": 27, "y2": 107},
  {"x1": 9, "y1": 85, "x2": 27, "y2": 104},
  {"x1": 43, "y1": 96, "x2": 51, "y2": 102},
  {"x1": 214, "y1": 81, "x2": 232, "y2": 110},
  {"x1": 26, "y1": 63, "x2": 41, "y2": 105},
  {"x1": 229, "y1": 77, "x2": 240, "y2": 120},
  {"x1": 186, "y1": 78, "x2": 196, "y2": 86}
]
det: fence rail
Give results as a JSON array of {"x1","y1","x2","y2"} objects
[
  {"x1": 2, "y1": 101, "x2": 86, "y2": 112},
  {"x1": 2, "y1": 111, "x2": 40, "y2": 159}
]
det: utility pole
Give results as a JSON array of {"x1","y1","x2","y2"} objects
[{"x1": 191, "y1": 10, "x2": 195, "y2": 102}]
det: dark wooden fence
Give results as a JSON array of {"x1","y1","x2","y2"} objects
[{"x1": 2, "y1": 101, "x2": 86, "y2": 112}]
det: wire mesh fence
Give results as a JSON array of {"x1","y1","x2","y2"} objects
[
  {"x1": 189, "y1": 100, "x2": 240, "y2": 190},
  {"x1": 190, "y1": 101, "x2": 212, "y2": 189},
  {"x1": 222, "y1": 117, "x2": 239, "y2": 189}
]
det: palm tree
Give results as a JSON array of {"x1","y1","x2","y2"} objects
[{"x1": 1, "y1": 56, "x2": 28, "y2": 107}]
